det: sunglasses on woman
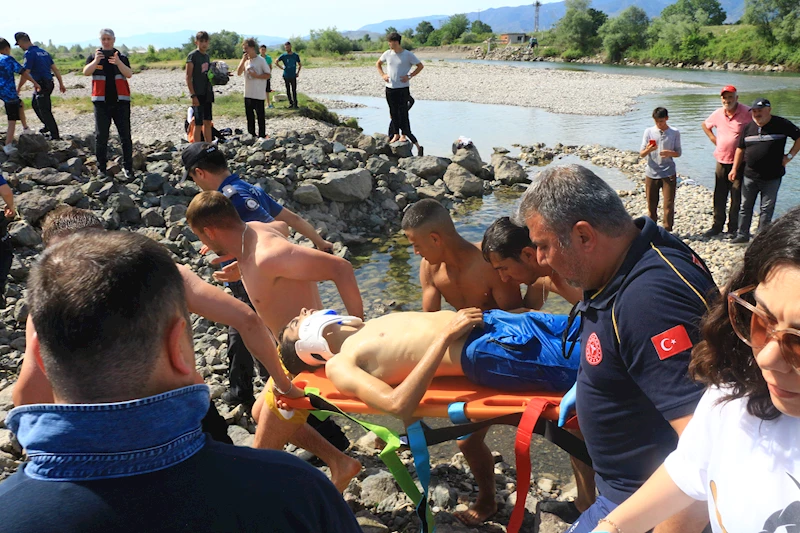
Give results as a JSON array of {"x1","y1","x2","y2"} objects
[{"x1": 728, "y1": 285, "x2": 800, "y2": 371}]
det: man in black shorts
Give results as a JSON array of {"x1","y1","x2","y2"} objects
[{"x1": 186, "y1": 31, "x2": 214, "y2": 143}]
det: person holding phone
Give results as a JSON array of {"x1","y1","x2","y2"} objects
[
  {"x1": 82, "y1": 28, "x2": 133, "y2": 179},
  {"x1": 237, "y1": 38, "x2": 269, "y2": 139},
  {"x1": 640, "y1": 107, "x2": 682, "y2": 232}
]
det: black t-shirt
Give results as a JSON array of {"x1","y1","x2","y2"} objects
[
  {"x1": 0, "y1": 438, "x2": 361, "y2": 532},
  {"x1": 738, "y1": 115, "x2": 800, "y2": 180},
  {"x1": 187, "y1": 49, "x2": 213, "y2": 101},
  {"x1": 84, "y1": 49, "x2": 131, "y2": 104}
]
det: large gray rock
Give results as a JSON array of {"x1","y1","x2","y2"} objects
[
  {"x1": 491, "y1": 154, "x2": 530, "y2": 184},
  {"x1": 107, "y1": 193, "x2": 136, "y2": 213},
  {"x1": 17, "y1": 133, "x2": 48, "y2": 154},
  {"x1": 20, "y1": 167, "x2": 74, "y2": 186},
  {"x1": 451, "y1": 148, "x2": 484, "y2": 175},
  {"x1": 8, "y1": 221, "x2": 42, "y2": 247},
  {"x1": 293, "y1": 183, "x2": 324, "y2": 205},
  {"x1": 331, "y1": 126, "x2": 361, "y2": 147},
  {"x1": 443, "y1": 163, "x2": 483, "y2": 198},
  {"x1": 360, "y1": 471, "x2": 400, "y2": 506},
  {"x1": 58, "y1": 157, "x2": 84, "y2": 175},
  {"x1": 227, "y1": 425, "x2": 254, "y2": 447},
  {"x1": 164, "y1": 204, "x2": 187, "y2": 223},
  {"x1": 142, "y1": 172, "x2": 166, "y2": 192},
  {"x1": 398, "y1": 156, "x2": 451, "y2": 183},
  {"x1": 302, "y1": 145, "x2": 328, "y2": 167},
  {"x1": 16, "y1": 190, "x2": 58, "y2": 223},
  {"x1": 389, "y1": 141, "x2": 413, "y2": 159},
  {"x1": 416, "y1": 181, "x2": 447, "y2": 201},
  {"x1": 55, "y1": 185, "x2": 86, "y2": 206},
  {"x1": 141, "y1": 207, "x2": 166, "y2": 227},
  {"x1": 365, "y1": 156, "x2": 393, "y2": 176},
  {"x1": 316, "y1": 169, "x2": 373, "y2": 202}
]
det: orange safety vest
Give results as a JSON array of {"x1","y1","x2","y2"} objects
[{"x1": 91, "y1": 56, "x2": 131, "y2": 103}]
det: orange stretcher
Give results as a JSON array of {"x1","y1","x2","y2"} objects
[{"x1": 283, "y1": 369, "x2": 575, "y2": 428}]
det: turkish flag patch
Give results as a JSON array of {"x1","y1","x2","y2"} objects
[{"x1": 651, "y1": 325, "x2": 693, "y2": 360}]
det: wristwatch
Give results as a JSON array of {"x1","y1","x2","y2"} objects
[{"x1": 787, "y1": 153, "x2": 794, "y2": 160}]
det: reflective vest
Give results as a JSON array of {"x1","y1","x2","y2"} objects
[{"x1": 91, "y1": 55, "x2": 131, "y2": 103}]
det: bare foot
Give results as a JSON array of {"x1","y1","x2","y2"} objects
[
  {"x1": 454, "y1": 499, "x2": 498, "y2": 526},
  {"x1": 329, "y1": 454, "x2": 361, "y2": 492},
  {"x1": 389, "y1": 135, "x2": 400, "y2": 143},
  {"x1": 399, "y1": 135, "x2": 408, "y2": 142}
]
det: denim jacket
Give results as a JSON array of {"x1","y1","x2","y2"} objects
[{"x1": 6, "y1": 384, "x2": 210, "y2": 481}]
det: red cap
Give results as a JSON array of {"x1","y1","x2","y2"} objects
[{"x1": 720, "y1": 85, "x2": 737, "y2": 95}]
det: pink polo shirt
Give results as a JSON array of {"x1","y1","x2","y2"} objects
[{"x1": 704, "y1": 104, "x2": 751, "y2": 164}]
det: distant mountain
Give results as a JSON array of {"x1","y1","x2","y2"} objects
[
  {"x1": 356, "y1": 0, "x2": 746, "y2": 34},
  {"x1": 61, "y1": 31, "x2": 287, "y2": 50}
]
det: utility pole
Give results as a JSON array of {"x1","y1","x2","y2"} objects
[{"x1": 534, "y1": 1, "x2": 541, "y2": 33}]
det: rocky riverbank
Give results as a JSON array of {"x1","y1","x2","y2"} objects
[
  {"x1": 0, "y1": 127, "x2": 744, "y2": 532},
  {"x1": 469, "y1": 46, "x2": 790, "y2": 73}
]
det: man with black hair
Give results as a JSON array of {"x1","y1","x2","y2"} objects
[
  {"x1": 82, "y1": 28, "x2": 133, "y2": 179},
  {"x1": 377, "y1": 32, "x2": 424, "y2": 155},
  {"x1": 639, "y1": 107, "x2": 681, "y2": 232},
  {"x1": 14, "y1": 32, "x2": 65, "y2": 140},
  {"x1": 186, "y1": 31, "x2": 214, "y2": 144},
  {"x1": 0, "y1": 231, "x2": 361, "y2": 532},
  {"x1": 276, "y1": 42, "x2": 301, "y2": 109}
]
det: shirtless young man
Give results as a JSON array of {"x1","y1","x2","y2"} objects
[
  {"x1": 402, "y1": 199, "x2": 523, "y2": 312},
  {"x1": 402, "y1": 200, "x2": 523, "y2": 524},
  {"x1": 271, "y1": 306, "x2": 579, "y2": 528},
  {"x1": 186, "y1": 191, "x2": 364, "y2": 489},
  {"x1": 482, "y1": 217, "x2": 596, "y2": 524}
]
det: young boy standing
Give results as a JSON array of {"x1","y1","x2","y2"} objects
[
  {"x1": 0, "y1": 38, "x2": 38, "y2": 155},
  {"x1": 186, "y1": 31, "x2": 214, "y2": 143},
  {"x1": 640, "y1": 107, "x2": 682, "y2": 232},
  {"x1": 259, "y1": 45, "x2": 274, "y2": 109}
]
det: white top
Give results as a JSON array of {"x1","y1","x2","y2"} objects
[
  {"x1": 379, "y1": 48, "x2": 420, "y2": 89},
  {"x1": 243, "y1": 55, "x2": 270, "y2": 100},
  {"x1": 664, "y1": 386, "x2": 800, "y2": 532}
]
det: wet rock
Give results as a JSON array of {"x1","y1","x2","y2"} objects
[
  {"x1": 443, "y1": 164, "x2": 483, "y2": 198},
  {"x1": 293, "y1": 183, "x2": 324, "y2": 205},
  {"x1": 316, "y1": 169, "x2": 373, "y2": 202}
]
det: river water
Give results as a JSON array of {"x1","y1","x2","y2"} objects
[{"x1": 312, "y1": 62, "x2": 800, "y2": 473}]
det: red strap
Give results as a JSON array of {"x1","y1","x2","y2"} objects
[{"x1": 508, "y1": 398, "x2": 553, "y2": 533}]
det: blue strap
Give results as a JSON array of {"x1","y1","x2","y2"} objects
[
  {"x1": 447, "y1": 402, "x2": 472, "y2": 441},
  {"x1": 407, "y1": 421, "x2": 434, "y2": 533}
]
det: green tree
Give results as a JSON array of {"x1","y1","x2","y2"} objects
[
  {"x1": 471, "y1": 20, "x2": 493, "y2": 34},
  {"x1": 402, "y1": 28, "x2": 414, "y2": 40},
  {"x1": 745, "y1": 0, "x2": 800, "y2": 45},
  {"x1": 415, "y1": 21, "x2": 435, "y2": 43},
  {"x1": 385, "y1": 26, "x2": 399, "y2": 36},
  {"x1": 599, "y1": 6, "x2": 649, "y2": 60},
  {"x1": 426, "y1": 29, "x2": 444, "y2": 46},
  {"x1": 662, "y1": 0, "x2": 727, "y2": 25},
  {"x1": 308, "y1": 28, "x2": 354, "y2": 54},
  {"x1": 441, "y1": 14, "x2": 470, "y2": 42},
  {"x1": 554, "y1": 0, "x2": 599, "y2": 53},
  {"x1": 208, "y1": 30, "x2": 241, "y2": 59},
  {"x1": 588, "y1": 8, "x2": 608, "y2": 33}
]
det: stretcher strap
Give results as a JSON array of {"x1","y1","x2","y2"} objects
[
  {"x1": 407, "y1": 421, "x2": 434, "y2": 533},
  {"x1": 508, "y1": 398, "x2": 551, "y2": 533},
  {"x1": 447, "y1": 402, "x2": 472, "y2": 441},
  {"x1": 304, "y1": 391, "x2": 434, "y2": 532}
]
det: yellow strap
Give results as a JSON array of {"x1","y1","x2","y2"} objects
[{"x1": 649, "y1": 243, "x2": 710, "y2": 311}]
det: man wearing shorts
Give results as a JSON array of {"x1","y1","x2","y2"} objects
[
  {"x1": 0, "y1": 37, "x2": 38, "y2": 155},
  {"x1": 186, "y1": 31, "x2": 214, "y2": 143}
]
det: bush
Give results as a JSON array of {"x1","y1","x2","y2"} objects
[
  {"x1": 308, "y1": 28, "x2": 354, "y2": 55},
  {"x1": 539, "y1": 46, "x2": 560, "y2": 57},
  {"x1": 459, "y1": 33, "x2": 484, "y2": 44},
  {"x1": 562, "y1": 48, "x2": 585, "y2": 60}
]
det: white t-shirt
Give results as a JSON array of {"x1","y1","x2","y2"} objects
[
  {"x1": 664, "y1": 386, "x2": 800, "y2": 533},
  {"x1": 243, "y1": 55, "x2": 269, "y2": 100},
  {"x1": 379, "y1": 49, "x2": 420, "y2": 89}
]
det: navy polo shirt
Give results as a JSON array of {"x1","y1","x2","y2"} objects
[
  {"x1": 218, "y1": 174, "x2": 282, "y2": 223},
  {"x1": 22, "y1": 46, "x2": 54, "y2": 82},
  {"x1": 574, "y1": 217, "x2": 717, "y2": 504}
]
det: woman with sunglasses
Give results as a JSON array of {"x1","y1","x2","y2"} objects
[{"x1": 589, "y1": 206, "x2": 800, "y2": 533}]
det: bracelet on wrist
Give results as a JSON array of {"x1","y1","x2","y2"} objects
[
  {"x1": 597, "y1": 517, "x2": 623, "y2": 533},
  {"x1": 273, "y1": 381, "x2": 293, "y2": 396}
]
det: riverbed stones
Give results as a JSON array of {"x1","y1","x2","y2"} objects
[
  {"x1": 360, "y1": 471, "x2": 400, "y2": 506},
  {"x1": 8, "y1": 221, "x2": 41, "y2": 247},
  {"x1": 443, "y1": 163, "x2": 483, "y2": 198},
  {"x1": 331, "y1": 126, "x2": 361, "y2": 147},
  {"x1": 293, "y1": 183, "x2": 324, "y2": 205},
  {"x1": 15, "y1": 189, "x2": 58, "y2": 223},
  {"x1": 17, "y1": 133, "x2": 48, "y2": 155},
  {"x1": 398, "y1": 156, "x2": 451, "y2": 183},
  {"x1": 389, "y1": 141, "x2": 413, "y2": 159},
  {"x1": 451, "y1": 148, "x2": 483, "y2": 175},
  {"x1": 491, "y1": 154, "x2": 529, "y2": 185},
  {"x1": 20, "y1": 168, "x2": 75, "y2": 186},
  {"x1": 316, "y1": 169, "x2": 373, "y2": 202}
]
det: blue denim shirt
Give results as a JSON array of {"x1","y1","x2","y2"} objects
[{"x1": 6, "y1": 384, "x2": 210, "y2": 481}]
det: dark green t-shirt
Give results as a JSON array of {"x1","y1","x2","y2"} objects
[
  {"x1": 277, "y1": 52, "x2": 300, "y2": 78},
  {"x1": 186, "y1": 49, "x2": 212, "y2": 99}
]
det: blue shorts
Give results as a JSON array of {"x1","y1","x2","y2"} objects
[
  {"x1": 461, "y1": 310, "x2": 581, "y2": 392},
  {"x1": 564, "y1": 495, "x2": 619, "y2": 533}
]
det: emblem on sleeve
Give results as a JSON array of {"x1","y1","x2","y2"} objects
[
  {"x1": 245, "y1": 198, "x2": 259, "y2": 211},
  {"x1": 651, "y1": 325, "x2": 693, "y2": 360},
  {"x1": 585, "y1": 332, "x2": 603, "y2": 366}
]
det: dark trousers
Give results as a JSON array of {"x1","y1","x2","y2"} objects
[
  {"x1": 94, "y1": 101, "x2": 133, "y2": 173},
  {"x1": 283, "y1": 77, "x2": 297, "y2": 107},
  {"x1": 32, "y1": 79, "x2": 59, "y2": 139},
  {"x1": 386, "y1": 86, "x2": 417, "y2": 145},
  {"x1": 227, "y1": 281, "x2": 268, "y2": 404},
  {"x1": 711, "y1": 162, "x2": 741, "y2": 234},
  {"x1": 0, "y1": 236, "x2": 12, "y2": 295},
  {"x1": 201, "y1": 401, "x2": 233, "y2": 444},
  {"x1": 645, "y1": 175, "x2": 677, "y2": 232},
  {"x1": 738, "y1": 176, "x2": 782, "y2": 238},
  {"x1": 244, "y1": 98, "x2": 266, "y2": 138}
]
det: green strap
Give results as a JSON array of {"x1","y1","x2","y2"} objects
[{"x1": 303, "y1": 389, "x2": 434, "y2": 530}]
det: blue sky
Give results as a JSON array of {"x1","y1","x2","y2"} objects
[{"x1": 2, "y1": 0, "x2": 559, "y2": 45}]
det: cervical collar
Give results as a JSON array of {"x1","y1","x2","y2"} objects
[{"x1": 295, "y1": 310, "x2": 363, "y2": 367}]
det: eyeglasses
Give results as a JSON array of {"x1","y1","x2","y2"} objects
[{"x1": 728, "y1": 285, "x2": 800, "y2": 371}]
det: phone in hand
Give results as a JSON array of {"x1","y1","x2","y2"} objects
[
  {"x1": 102, "y1": 49, "x2": 114, "y2": 58},
  {"x1": 648, "y1": 139, "x2": 657, "y2": 147}
]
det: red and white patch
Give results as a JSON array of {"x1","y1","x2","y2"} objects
[
  {"x1": 651, "y1": 325, "x2": 693, "y2": 360},
  {"x1": 692, "y1": 254, "x2": 708, "y2": 272},
  {"x1": 585, "y1": 332, "x2": 603, "y2": 366}
]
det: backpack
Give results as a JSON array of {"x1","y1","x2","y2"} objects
[{"x1": 208, "y1": 61, "x2": 230, "y2": 86}]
